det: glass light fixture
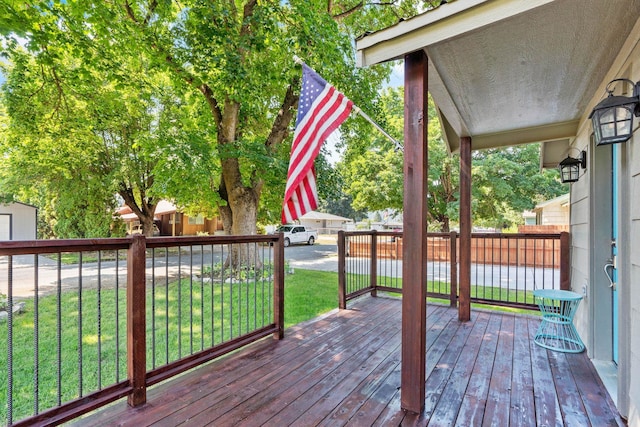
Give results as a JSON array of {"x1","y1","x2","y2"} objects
[
  {"x1": 589, "y1": 79, "x2": 640, "y2": 145},
  {"x1": 558, "y1": 150, "x2": 586, "y2": 183}
]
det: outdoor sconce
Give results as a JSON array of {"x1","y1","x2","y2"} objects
[
  {"x1": 558, "y1": 150, "x2": 586, "y2": 183},
  {"x1": 589, "y1": 78, "x2": 640, "y2": 146}
]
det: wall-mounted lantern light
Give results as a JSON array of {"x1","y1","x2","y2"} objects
[
  {"x1": 558, "y1": 150, "x2": 587, "y2": 183},
  {"x1": 589, "y1": 78, "x2": 640, "y2": 146}
]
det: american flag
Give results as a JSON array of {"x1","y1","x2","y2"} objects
[{"x1": 281, "y1": 64, "x2": 353, "y2": 223}]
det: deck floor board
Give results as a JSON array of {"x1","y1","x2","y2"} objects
[{"x1": 72, "y1": 297, "x2": 623, "y2": 426}]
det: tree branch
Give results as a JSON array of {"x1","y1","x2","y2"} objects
[
  {"x1": 199, "y1": 84, "x2": 223, "y2": 128},
  {"x1": 123, "y1": 0, "x2": 139, "y2": 23},
  {"x1": 265, "y1": 76, "x2": 299, "y2": 152},
  {"x1": 143, "y1": 0, "x2": 158, "y2": 26},
  {"x1": 331, "y1": 1, "x2": 363, "y2": 20},
  {"x1": 331, "y1": 1, "x2": 398, "y2": 21}
]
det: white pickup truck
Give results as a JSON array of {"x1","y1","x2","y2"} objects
[{"x1": 276, "y1": 225, "x2": 318, "y2": 247}]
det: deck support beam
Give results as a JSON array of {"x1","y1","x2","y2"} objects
[
  {"x1": 459, "y1": 136, "x2": 472, "y2": 321},
  {"x1": 400, "y1": 50, "x2": 428, "y2": 414}
]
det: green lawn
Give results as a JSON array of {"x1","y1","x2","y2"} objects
[{"x1": 0, "y1": 268, "x2": 338, "y2": 424}]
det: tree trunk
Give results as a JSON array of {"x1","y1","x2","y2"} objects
[
  {"x1": 118, "y1": 188, "x2": 157, "y2": 237},
  {"x1": 221, "y1": 160, "x2": 263, "y2": 271}
]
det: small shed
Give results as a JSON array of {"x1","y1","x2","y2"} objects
[{"x1": 0, "y1": 202, "x2": 38, "y2": 240}]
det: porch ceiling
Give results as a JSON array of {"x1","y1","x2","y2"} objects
[{"x1": 356, "y1": 0, "x2": 640, "y2": 154}]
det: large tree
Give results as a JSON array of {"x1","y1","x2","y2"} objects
[{"x1": 1, "y1": 1, "x2": 427, "y2": 241}]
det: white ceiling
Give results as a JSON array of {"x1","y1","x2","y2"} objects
[{"x1": 356, "y1": 0, "x2": 640, "y2": 154}]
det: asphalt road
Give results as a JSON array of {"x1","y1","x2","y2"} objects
[
  {"x1": 0, "y1": 243, "x2": 341, "y2": 298},
  {"x1": 1, "y1": 241, "x2": 560, "y2": 298}
]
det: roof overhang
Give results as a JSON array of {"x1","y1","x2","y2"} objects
[{"x1": 356, "y1": 0, "x2": 640, "y2": 157}]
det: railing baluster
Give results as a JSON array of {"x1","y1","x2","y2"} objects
[
  {"x1": 116, "y1": 249, "x2": 121, "y2": 382},
  {"x1": 178, "y1": 245, "x2": 182, "y2": 358},
  {"x1": 200, "y1": 245, "x2": 205, "y2": 351},
  {"x1": 56, "y1": 253, "x2": 62, "y2": 406},
  {"x1": 210, "y1": 244, "x2": 215, "y2": 347},
  {"x1": 7, "y1": 255, "x2": 14, "y2": 425},
  {"x1": 77, "y1": 252, "x2": 83, "y2": 398},
  {"x1": 221, "y1": 243, "x2": 225, "y2": 342},
  {"x1": 33, "y1": 254, "x2": 39, "y2": 414},
  {"x1": 189, "y1": 245, "x2": 193, "y2": 355},
  {"x1": 164, "y1": 247, "x2": 169, "y2": 366},
  {"x1": 152, "y1": 247, "x2": 157, "y2": 369},
  {"x1": 97, "y1": 250, "x2": 102, "y2": 389}
]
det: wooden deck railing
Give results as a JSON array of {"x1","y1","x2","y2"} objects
[
  {"x1": 0, "y1": 234, "x2": 284, "y2": 426},
  {"x1": 338, "y1": 231, "x2": 570, "y2": 310}
]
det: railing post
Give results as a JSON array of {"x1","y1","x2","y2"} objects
[
  {"x1": 274, "y1": 233, "x2": 285, "y2": 339},
  {"x1": 370, "y1": 230, "x2": 378, "y2": 297},
  {"x1": 338, "y1": 231, "x2": 347, "y2": 309},
  {"x1": 449, "y1": 231, "x2": 458, "y2": 307},
  {"x1": 127, "y1": 235, "x2": 147, "y2": 407},
  {"x1": 560, "y1": 231, "x2": 571, "y2": 291}
]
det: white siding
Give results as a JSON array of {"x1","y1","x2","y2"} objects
[
  {"x1": 571, "y1": 24, "x2": 640, "y2": 422},
  {"x1": 0, "y1": 203, "x2": 37, "y2": 240}
]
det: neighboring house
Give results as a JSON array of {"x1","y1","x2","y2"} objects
[
  {"x1": 298, "y1": 211, "x2": 354, "y2": 234},
  {"x1": 356, "y1": 0, "x2": 640, "y2": 421},
  {"x1": 0, "y1": 202, "x2": 37, "y2": 241},
  {"x1": 520, "y1": 194, "x2": 570, "y2": 233},
  {"x1": 533, "y1": 193, "x2": 570, "y2": 226},
  {"x1": 117, "y1": 200, "x2": 222, "y2": 236}
]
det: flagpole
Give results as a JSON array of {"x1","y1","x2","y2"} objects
[
  {"x1": 351, "y1": 106, "x2": 404, "y2": 152},
  {"x1": 293, "y1": 56, "x2": 404, "y2": 152}
]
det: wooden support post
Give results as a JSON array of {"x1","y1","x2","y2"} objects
[
  {"x1": 127, "y1": 235, "x2": 147, "y2": 407},
  {"x1": 400, "y1": 50, "x2": 428, "y2": 414},
  {"x1": 370, "y1": 230, "x2": 378, "y2": 297},
  {"x1": 459, "y1": 136, "x2": 472, "y2": 322},
  {"x1": 273, "y1": 233, "x2": 285, "y2": 339},
  {"x1": 450, "y1": 231, "x2": 458, "y2": 307},
  {"x1": 338, "y1": 231, "x2": 347, "y2": 309},
  {"x1": 560, "y1": 231, "x2": 571, "y2": 291}
]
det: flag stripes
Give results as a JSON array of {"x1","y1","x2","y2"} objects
[{"x1": 282, "y1": 65, "x2": 353, "y2": 224}]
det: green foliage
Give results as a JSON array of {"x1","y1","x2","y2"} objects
[
  {"x1": 340, "y1": 85, "x2": 566, "y2": 231},
  {"x1": 471, "y1": 144, "x2": 566, "y2": 229},
  {"x1": 1, "y1": 1, "x2": 426, "y2": 236},
  {"x1": 341, "y1": 87, "x2": 459, "y2": 230}
]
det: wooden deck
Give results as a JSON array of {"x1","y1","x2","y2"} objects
[{"x1": 73, "y1": 297, "x2": 623, "y2": 426}]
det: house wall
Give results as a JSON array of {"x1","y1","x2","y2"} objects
[
  {"x1": 299, "y1": 218, "x2": 351, "y2": 234},
  {"x1": 539, "y1": 203, "x2": 569, "y2": 225},
  {"x1": 158, "y1": 213, "x2": 221, "y2": 236},
  {"x1": 571, "y1": 21, "x2": 640, "y2": 423},
  {"x1": 181, "y1": 216, "x2": 219, "y2": 236},
  {"x1": 0, "y1": 203, "x2": 37, "y2": 240}
]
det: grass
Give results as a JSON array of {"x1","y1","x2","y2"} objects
[{"x1": 0, "y1": 268, "x2": 338, "y2": 424}]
